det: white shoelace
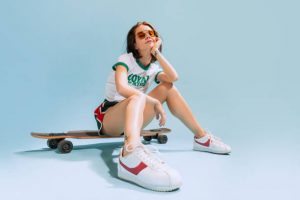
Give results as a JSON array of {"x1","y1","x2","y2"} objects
[
  {"x1": 204, "y1": 129, "x2": 222, "y2": 141},
  {"x1": 202, "y1": 129, "x2": 228, "y2": 149},
  {"x1": 133, "y1": 145, "x2": 166, "y2": 170},
  {"x1": 146, "y1": 145, "x2": 160, "y2": 155}
]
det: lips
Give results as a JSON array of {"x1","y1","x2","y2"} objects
[{"x1": 145, "y1": 40, "x2": 153, "y2": 44}]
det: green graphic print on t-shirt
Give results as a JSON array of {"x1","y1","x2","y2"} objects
[{"x1": 128, "y1": 74, "x2": 150, "y2": 87}]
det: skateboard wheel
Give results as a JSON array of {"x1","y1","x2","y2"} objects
[
  {"x1": 47, "y1": 139, "x2": 61, "y2": 149},
  {"x1": 143, "y1": 135, "x2": 152, "y2": 142},
  {"x1": 57, "y1": 140, "x2": 73, "y2": 153},
  {"x1": 157, "y1": 135, "x2": 168, "y2": 144}
]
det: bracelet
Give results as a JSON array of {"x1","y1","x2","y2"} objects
[{"x1": 153, "y1": 49, "x2": 159, "y2": 57}]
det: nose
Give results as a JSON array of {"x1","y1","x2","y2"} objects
[{"x1": 145, "y1": 33, "x2": 151, "y2": 39}]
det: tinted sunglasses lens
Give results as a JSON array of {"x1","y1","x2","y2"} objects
[
  {"x1": 148, "y1": 30, "x2": 155, "y2": 37},
  {"x1": 137, "y1": 32, "x2": 146, "y2": 39}
]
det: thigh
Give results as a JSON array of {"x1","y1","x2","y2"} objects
[
  {"x1": 103, "y1": 96, "x2": 154, "y2": 135},
  {"x1": 103, "y1": 83, "x2": 172, "y2": 134},
  {"x1": 142, "y1": 83, "x2": 173, "y2": 128},
  {"x1": 101, "y1": 98, "x2": 131, "y2": 136}
]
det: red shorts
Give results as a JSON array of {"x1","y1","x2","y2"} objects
[{"x1": 94, "y1": 99, "x2": 119, "y2": 133}]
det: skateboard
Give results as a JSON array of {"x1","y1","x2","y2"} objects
[{"x1": 31, "y1": 128, "x2": 171, "y2": 153}]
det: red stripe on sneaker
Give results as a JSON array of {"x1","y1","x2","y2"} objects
[
  {"x1": 194, "y1": 137, "x2": 211, "y2": 147},
  {"x1": 119, "y1": 159, "x2": 147, "y2": 175}
]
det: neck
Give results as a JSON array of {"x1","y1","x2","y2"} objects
[{"x1": 138, "y1": 50, "x2": 152, "y2": 66}]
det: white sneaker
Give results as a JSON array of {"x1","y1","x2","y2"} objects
[
  {"x1": 193, "y1": 131, "x2": 231, "y2": 154},
  {"x1": 118, "y1": 144, "x2": 182, "y2": 192}
]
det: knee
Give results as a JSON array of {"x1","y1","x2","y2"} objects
[
  {"x1": 159, "y1": 82, "x2": 174, "y2": 90},
  {"x1": 159, "y1": 82, "x2": 180, "y2": 94},
  {"x1": 128, "y1": 93, "x2": 146, "y2": 104}
]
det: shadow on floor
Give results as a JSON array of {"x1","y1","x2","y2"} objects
[{"x1": 16, "y1": 142, "x2": 185, "y2": 194}]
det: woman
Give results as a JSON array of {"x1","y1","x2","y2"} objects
[{"x1": 94, "y1": 21, "x2": 231, "y2": 191}]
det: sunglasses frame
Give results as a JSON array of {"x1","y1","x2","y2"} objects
[{"x1": 136, "y1": 30, "x2": 156, "y2": 39}]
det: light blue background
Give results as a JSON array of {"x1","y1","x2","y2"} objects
[{"x1": 1, "y1": 0, "x2": 299, "y2": 199}]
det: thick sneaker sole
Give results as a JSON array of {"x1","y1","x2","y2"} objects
[
  {"x1": 193, "y1": 145, "x2": 231, "y2": 155},
  {"x1": 118, "y1": 167, "x2": 181, "y2": 192}
]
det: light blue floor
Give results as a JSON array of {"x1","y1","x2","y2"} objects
[{"x1": 1, "y1": 116, "x2": 299, "y2": 200}]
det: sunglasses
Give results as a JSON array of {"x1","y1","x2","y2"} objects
[{"x1": 136, "y1": 30, "x2": 156, "y2": 39}]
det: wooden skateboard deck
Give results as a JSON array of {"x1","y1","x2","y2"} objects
[
  {"x1": 31, "y1": 128, "x2": 171, "y2": 153},
  {"x1": 31, "y1": 128, "x2": 171, "y2": 139}
]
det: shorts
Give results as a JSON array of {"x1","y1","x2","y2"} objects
[{"x1": 94, "y1": 99, "x2": 119, "y2": 134}]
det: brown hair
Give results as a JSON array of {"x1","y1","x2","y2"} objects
[{"x1": 126, "y1": 21, "x2": 162, "y2": 63}]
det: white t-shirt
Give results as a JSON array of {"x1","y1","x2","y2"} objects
[{"x1": 105, "y1": 53, "x2": 162, "y2": 102}]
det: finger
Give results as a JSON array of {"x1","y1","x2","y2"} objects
[
  {"x1": 160, "y1": 112, "x2": 166, "y2": 126},
  {"x1": 159, "y1": 120, "x2": 163, "y2": 127},
  {"x1": 162, "y1": 112, "x2": 166, "y2": 125},
  {"x1": 159, "y1": 118, "x2": 166, "y2": 127},
  {"x1": 159, "y1": 117, "x2": 163, "y2": 127},
  {"x1": 157, "y1": 38, "x2": 162, "y2": 45}
]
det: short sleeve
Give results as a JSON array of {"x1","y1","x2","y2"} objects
[
  {"x1": 150, "y1": 64, "x2": 163, "y2": 84},
  {"x1": 154, "y1": 70, "x2": 163, "y2": 84},
  {"x1": 112, "y1": 54, "x2": 132, "y2": 72}
]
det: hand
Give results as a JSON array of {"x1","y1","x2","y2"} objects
[
  {"x1": 151, "y1": 37, "x2": 162, "y2": 56},
  {"x1": 153, "y1": 100, "x2": 166, "y2": 127}
]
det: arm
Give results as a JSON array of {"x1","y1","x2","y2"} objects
[
  {"x1": 115, "y1": 66, "x2": 156, "y2": 104},
  {"x1": 114, "y1": 65, "x2": 166, "y2": 126},
  {"x1": 151, "y1": 38, "x2": 179, "y2": 83}
]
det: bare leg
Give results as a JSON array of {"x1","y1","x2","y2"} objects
[
  {"x1": 145, "y1": 82, "x2": 206, "y2": 138},
  {"x1": 101, "y1": 94, "x2": 146, "y2": 148},
  {"x1": 124, "y1": 94, "x2": 147, "y2": 146},
  {"x1": 101, "y1": 83, "x2": 175, "y2": 153},
  {"x1": 102, "y1": 82, "x2": 205, "y2": 154}
]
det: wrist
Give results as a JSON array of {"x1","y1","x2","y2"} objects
[
  {"x1": 152, "y1": 98, "x2": 159, "y2": 105},
  {"x1": 151, "y1": 48, "x2": 160, "y2": 57},
  {"x1": 146, "y1": 95, "x2": 158, "y2": 105}
]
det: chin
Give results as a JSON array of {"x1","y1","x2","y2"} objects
[{"x1": 140, "y1": 45, "x2": 153, "y2": 52}]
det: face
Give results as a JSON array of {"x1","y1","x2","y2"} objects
[{"x1": 134, "y1": 25, "x2": 157, "y2": 51}]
